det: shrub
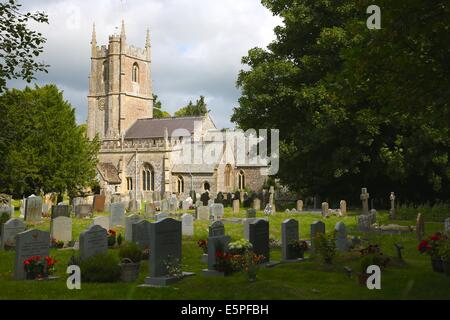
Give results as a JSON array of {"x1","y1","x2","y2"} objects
[
  {"x1": 228, "y1": 239, "x2": 253, "y2": 255},
  {"x1": 119, "y1": 243, "x2": 143, "y2": 263},
  {"x1": 397, "y1": 202, "x2": 449, "y2": 222},
  {"x1": 314, "y1": 233, "x2": 336, "y2": 264},
  {"x1": 0, "y1": 212, "x2": 9, "y2": 225},
  {"x1": 79, "y1": 253, "x2": 121, "y2": 283}
]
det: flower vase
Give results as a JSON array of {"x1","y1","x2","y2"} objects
[{"x1": 431, "y1": 257, "x2": 444, "y2": 273}]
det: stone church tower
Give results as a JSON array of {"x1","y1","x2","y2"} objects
[{"x1": 87, "y1": 21, "x2": 154, "y2": 140}]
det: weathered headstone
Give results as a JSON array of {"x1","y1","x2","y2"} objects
[
  {"x1": 128, "y1": 199, "x2": 139, "y2": 212},
  {"x1": 335, "y1": 222, "x2": 349, "y2": 251},
  {"x1": 182, "y1": 214, "x2": 194, "y2": 236},
  {"x1": 357, "y1": 214, "x2": 372, "y2": 232},
  {"x1": 144, "y1": 218, "x2": 183, "y2": 286},
  {"x1": 14, "y1": 229, "x2": 50, "y2": 280},
  {"x1": 282, "y1": 219, "x2": 300, "y2": 261},
  {"x1": 1, "y1": 218, "x2": 26, "y2": 250},
  {"x1": 161, "y1": 199, "x2": 169, "y2": 212},
  {"x1": 24, "y1": 195, "x2": 43, "y2": 223},
  {"x1": 389, "y1": 192, "x2": 396, "y2": 219},
  {"x1": 310, "y1": 221, "x2": 326, "y2": 250},
  {"x1": 168, "y1": 196, "x2": 178, "y2": 212},
  {"x1": 203, "y1": 234, "x2": 231, "y2": 276},
  {"x1": 110, "y1": 202, "x2": 126, "y2": 227},
  {"x1": 416, "y1": 213, "x2": 425, "y2": 241},
  {"x1": 246, "y1": 219, "x2": 270, "y2": 263},
  {"x1": 182, "y1": 200, "x2": 191, "y2": 211},
  {"x1": 215, "y1": 192, "x2": 224, "y2": 205},
  {"x1": 51, "y1": 204, "x2": 70, "y2": 219},
  {"x1": 132, "y1": 220, "x2": 151, "y2": 249},
  {"x1": 209, "y1": 221, "x2": 225, "y2": 237},
  {"x1": 340, "y1": 200, "x2": 347, "y2": 216},
  {"x1": 93, "y1": 195, "x2": 106, "y2": 213},
  {"x1": 0, "y1": 205, "x2": 14, "y2": 218},
  {"x1": 124, "y1": 214, "x2": 143, "y2": 242},
  {"x1": 253, "y1": 198, "x2": 261, "y2": 211},
  {"x1": 210, "y1": 203, "x2": 224, "y2": 220},
  {"x1": 92, "y1": 216, "x2": 110, "y2": 230},
  {"x1": 197, "y1": 206, "x2": 209, "y2": 221},
  {"x1": 144, "y1": 202, "x2": 156, "y2": 218},
  {"x1": 246, "y1": 208, "x2": 256, "y2": 219},
  {"x1": 79, "y1": 225, "x2": 108, "y2": 261},
  {"x1": 200, "y1": 192, "x2": 210, "y2": 206},
  {"x1": 75, "y1": 204, "x2": 92, "y2": 219},
  {"x1": 296, "y1": 200, "x2": 303, "y2": 212},
  {"x1": 51, "y1": 216, "x2": 72, "y2": 243},
  {"x1": 321, "y1": 202, "x2": 329, "y2": 218},
  {"x1": 233, "y1": 200, "x2": 240, "y2": 214},
  {"x1": 360, "y1": 188, "x2": 370, "y2": 215}
]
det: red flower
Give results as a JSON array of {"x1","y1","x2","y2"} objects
[{"x1": 216, "y1": 250, "x2": 223, "y2": 258}]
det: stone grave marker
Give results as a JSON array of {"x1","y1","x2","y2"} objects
[
  {"x1": 416, "y1": 213, "x2": 425, "y2": 241},
  {"x1": 182, "y1": 214, "x2": 194, "y2": 236},
  {"x1": 360, "y1": 188, "x2": 370, "y2": 215},
  {"x1": 92, "y1": 216, "x2": 110, "y2": 231},
  {"x1": 209, "y1": 221, "x2": 225, "y2": 237},
  {"x1": 203, "y1": 233, "x2": 231, "y2": 276},
  {"x1": 75, "y1": 204, "x2": 92, "y2": 219},
  {"x1": 335, "y1": 222, "x2": 349, "y2": 251},
  {"x1": 310, "y1": 221, "x2": 326, "y2": 250},
  {"x1": 389, "y1": 192, "x2": 396, "y2": 219},
  {"x1": 51, "y1": 204, "x2": 70, "y2": 219},
  {"x1": 125, "y1": 214, "x2": 143, "y2": 242},
  {"x1": 197, "y1": 206, "x2": 209, "y2": 221},
  {"x1": 79, "y1": 225, "x2": 108, "y2": 261},
  {"x1": 246, "y1": 208, "x2": 256, "y2": 219},
  {"x1": 156, "y1": 213, "x2": 168, "y2": 221},
  {"x1": 246, "y1": 219, "x2": 270, "y2": 263},
  {"x1": 50, "y1": 216, "x2": 72, "y2": 243},
  {"x1": 132, "y1": 220, "x2": 151, "y2": 249},
  {"x1": 1, "y1": 218, "x2": 26, "y2": 250},
  {"x1": 14, "y1": 229, "x2": 50, "y2": 280},
  {"x1": 340, "y1": 200, "x2": 347, "y2": 216},
  {"x1": 282, "y1": 219, "x2": 300, "y2": 261},
  {"x1": 253, "y1": 198, "x2": 261, "y2": 211},
  {"x1": 210, "y1": 203, "x2": 224, "y2": 220},
  {"x1": 321, "y1": 202, "x2": 329, "y2": 218},
  {"x1": 233, "y1": 200, "x2": 240, "y2": 214},
  {"x1": 93, "y1": 195, "x2": 106, "y2": 213},
  {"x1": 297, "y1": 200, "x2": 303, "y2": 212},
  {"x1": 24, "y1": 195, "x2": 43, "y2": 223},
  {"x1": 144, "y1": 202, "x2": 156, "y2": 218},
  {"x1": 110, "y1": 202, "x2": 126, "y2": 227},
  {"x1": 0, "y1": 204, "x2": 14, "y2": 218}
]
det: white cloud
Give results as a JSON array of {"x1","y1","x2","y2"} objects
[{"x1": 10, "y1": 0, "x2": 281, "y2": 128}]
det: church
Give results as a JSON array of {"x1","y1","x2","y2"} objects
[{"x1": 87, "y1": 22, "x2": 268, "y2": 201}]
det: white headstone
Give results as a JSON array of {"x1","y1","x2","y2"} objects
[
  {"x1": 182, "y1": 214, "x2": 194, "y2": 236},
  {"x1": 197, "y1": 206, "x2": 209, "y2": 221},
  {"x1": 51, "y1": 216, "x2": 72, "y2": 242},
  {"x1": 210, "y1": 204, "x2": 224, "y2": 220},
  {"x1": 1, "y1": 218, "x2": 26, "y2": 250}
]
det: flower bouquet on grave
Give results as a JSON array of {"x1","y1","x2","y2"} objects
[
  {"x1": 197, "y1": 239, "x2": 208, "y2": 254},
  {"x1": 24, "y1": 256, "x2": 57, "y2": 280},
  {"x1": 418, "y1": 232, "x2": 448, "y2": 273},
  {"x1": 214, "y1": 250, "x2": 235, "y2": 276},
  {"x1": 51, "y1": 238, "x2": 65, "y2": 249},
  {"x1": 288, "y1": 240, "x2": 309, "y2": 259},
  {"x1": 244, "y1": 252, "x2": 265, "y2": 282},
  {"x1": 108, "y1": 229, "x2": 117, "y2": 247}
]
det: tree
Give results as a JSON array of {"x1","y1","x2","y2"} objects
[
  {"x1": 152, "y1": 94, "x2": 171, "y2": 118},
  {"x1": 0, "y1": 85, "x2": 100, "y2": 198},
  {"x1": 0, "y1": 0, "x2": 49, "y2": 92},
  {"x1": 175, "y1": 96, "x2": 209, "y2": 117},
  {"x1": 232, "y1": 0, "x2": 450, "y2": 204}
]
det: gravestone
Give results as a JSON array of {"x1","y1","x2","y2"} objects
[
  {"x1": 360, "y1": 188, "x2": 370, "y2": 215},
  {"x1": 203, "y1": 233, "x2": 231, "y2": 276},
  {"x1": 197, "y1": 206, "x2": 209, "y2": 221},
  {"x1": 253, "y1": 198, "x2": 261, "y2": 211},
  {"x1": 132, "y1": 220, "x2": 152, "y2": 248},
  {"x1": 110, "y1": 203, "x2": 126, "y2": 227},
  {"x1": 182, "y1": 214, "x2": 194, "y2": 236},
  {"x1": 246, "y1": 208, "x2": 256, "y2": 219},
  {"x1": 445, "y1": 218, "x2": 450, "y2": 234},
  {"x1": 144, "y1": 202, "x2": 156, "y2": 218},
  {"x1": 243, "y1": 193, "x2": 251, "y2": 208},
  {"x1": 297, "y1": 200, "x2": 303, "y2": 212},
  {"x1": 215, "y1": 192, "x2": 224, "y2": 205},
  {"x1": 321, "y1": 202, "x2": 329, "y2": 218},
  {"x1": 210, "y1": 204, "x2": 224, "y2": 220},
  {"x1": 79, "y1": 225, "x2": 108, "y2": 261},
  {"x1": 75, "y1": 204, "x2": 92, "y2": 219},
  {"x1": 125, "y1": 214, "x2": 143, "y2": 242},
  {"x1": 14, "y1": 229, "x2": 50, "y2": 280},
  {"x1": 168, "y1": 196, "x2": 178, "y2": 212},
  {"x1": 161, "y1": 199, "x2": 169, "y2": 212},
  {"x1": 389, "y1": 192, "x2": 396, "y2": 219},
  {"x1": 282, "y1": 219, "x2": 300, "y2": 261},
  {"x1": 209, "y1": 221, "x2": 225, "y2": 237},
  {"x1": 128, "y1": 199, "x2": 139, "y2": 212},
  {"x1": 416, "y1": 213, "x2": 425, "y2": 241},
  {"x1": 358, "y1": 214, "x2": 373, "y2": 232},
  {"x1": 51, "y1": 205, "x2": 70, "y2": 219},
  {"x1": 19, "y1": 199, "x2": 25, "y2": 217},
  {"x1": 24, "y1": 195, "x2": 43, "y2": 223},
  {"x1": 246, "y1": 219, "x2": 270, "y2": 263},
  {"x1": 51, "y1": 216, "x2": 72, "y2": 243},
  {"x1": 0, "y1": 205, "x2": 13, "y2": 218},
  {"x1": 1, "y1": 218, "x2": 26, "y2": 250},
  {"x1": 208, "y1": 199, "x2": 215, "y2": 208},
  {"x1": 92, "y1": 216, "x2": 110, "y2": 231},
  {"x1": 335, "y1": 222, "x2": 349, "y2": 251},
  {"x1": 200, "y1": 192, "x2": 210, "y2": 206},
  {"x1": 42, "y1": 204, "x2": 50, "y2": 216},
  {"x1": 225, "y1": 193, "x2": 233, "y2": 207},
  {"x1": 310, "y1": 221, "x2": 326, "y2": 250},
  {"x1": 233, "y1": 200, "x2": 240, "y2": 214},
  {"x1": 182, "y1": 200, "x2": 191, "y2": 211},
  {"x1": 340, "y1": 200, "x2": 347, "y2": 216},
  {"x1": 156, "y1": 213, "x2": 168, "y2": 221},
  {"x1": 144, "y1": 218, "x2": 183, "y2": 286},
  {"x1": 93, "y1": 195, "x2": 106, "y2": 213}
]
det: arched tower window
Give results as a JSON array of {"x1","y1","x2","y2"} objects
[
  {"x1": 225, "y1": 164, "x2": 232, "y2": 188},
  {"x1": 142, "y1": 163, "x2": 154, "y2": 191},
  {"x1": 203, "y1": 181, "x2": 211, "y2": 192},
  {"x1": 103, "y1": 61, "x2": 108, "y2": 83},
  {"x1": 238, "y1": 170, "x2": 246, "y2": 190},
  {"x1": 132, "y1": 63, "x2": 139, "y2": 83},
  {"x1": 177, "y1": 176, "x2": 185, "y2": 194}
]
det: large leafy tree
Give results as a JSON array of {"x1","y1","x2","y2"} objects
[
  {"x1": 152, "y1": 94, "x2": 171, "y2": 118},
  {"x1": 0, "y1": 0, "x2": 49, "y2": 92},
  {"x1": 232, "y1": 0, "x2": 449, "y2": 204},
  {"x1": 175, "y1": 96, "x2": 209, "y2": 117},
  {"x1": 0, "y1": 85, "x2": 100, "y2": 198}
]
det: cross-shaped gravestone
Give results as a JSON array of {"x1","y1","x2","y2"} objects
[{"x1": 360, "y1": 188, "x2": 370, "y2": 215}]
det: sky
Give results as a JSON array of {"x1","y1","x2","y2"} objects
[{"x1": 9, "y1": 0, "x2": 281, "y2": 129}]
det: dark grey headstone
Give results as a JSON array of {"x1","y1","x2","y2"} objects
[
  {"x1": 282, "y1": 219, "x2": 299, "y2": 261},
  {"x1": 51, "y1": 205, "x2": 70, "y2": 219},
  {"x1": 246, "y1": 208, "x2": 256, "y2": 218},
  {"x1": 125, "y1": 214, "x2": 143, "y2": 242},
  {"x1": 209, "y1": 221, "x2": 225, "y2": 237},
  {"x1": 132, "y1": 220, "x2": 152, "y2": 249},
  {"x1": 75, "y1": 204, "x2": 93, "y2": 219},
  {"x1": 247, "y1": 219, "x2": 270, "y2": 263},
  {"x1": 207, "y1": 235, "x2": 231, "y2": 271}
]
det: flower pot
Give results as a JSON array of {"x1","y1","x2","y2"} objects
[
  {"x1": 431, "y1": 257, "x2": 444, "y2": 273},
  {"x1": 442, "y1": 260, "x2": 450, "y2": 277},
  {"x1": 119, "y1": 259, "x2": 141, "y2": 283}
]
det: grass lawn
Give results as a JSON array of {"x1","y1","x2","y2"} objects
[{"x1": 0, "y1": 205, "x2": 449, "y2": 300}]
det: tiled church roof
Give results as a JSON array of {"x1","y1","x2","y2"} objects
[
  {"x1": 97, "y1": 163, "x2": 121, "y2": 184},
  {"x1": 124, "y1": 116, "x2": 205, "y2": 139}
]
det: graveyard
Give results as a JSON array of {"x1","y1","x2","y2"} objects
[{"x1": 0, "y1": 194, "x2": 449, "y2": 300}]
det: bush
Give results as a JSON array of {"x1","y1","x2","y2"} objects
[
  {"x1": 119, "y1": 243, "x2": 143, "y2": 263},
  {"x1": 0, "y1": 212, "x2": 9, "y2": 225},
  {"x1": 397, "y1": 202, "x2": 449, "y2": 222},
  {"x1": 79, "y1": 253, "x2": 121, "y2": 283},
  {"x1": 314, "y1": 233, "x2": 336, "y2": 264}
]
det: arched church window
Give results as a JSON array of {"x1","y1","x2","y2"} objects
[
  {"x1": 103, "y1": 61, "x2": 108, "y2": 82},
  {"x1": 225, "y1": 164, "x2": 232, "y2": 187},
  {"x1": 203, "y1": 181, "x2": 211, "y2": 192},
  {"x1": 126, "y1": 177, "x2": 133, "y2": 191},
  {"x1": 142, "y1": 163, "x2": 154, "y2": 191},
  {"x1": 238, "y1": 170, "x2": 245, "y2": 190},
  {"x1": 132, "y1": 63, "x2": 139, "y2": 83},
  {"x1": 177, "y1": 176, "x2": 185, "y2": 194}
]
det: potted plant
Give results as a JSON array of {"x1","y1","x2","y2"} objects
[
  {"x1": 287, "y1": 240, "x2": 309, "y2": 259},
  {"x1": 214, "y1": 249, "x2": 236, "y2": 276},
  {"x1": 118, "y1": 243, "x2": 143, "y2": 282},
  {"x1": 24, "y1": 256, "x2": 57, "y2": 280},
  {"x1": 438, "y1": 239, "x2": 450, "y2": 277},
  {"x1": 418, "y1": 232, "x2": 447, "y2": 272},
  {"x1": 108, "y1": 229, "x2": 117, "y2": 247},
  {"x1": 197, "y1": 239, "x2": 208, "y2": 264}
]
